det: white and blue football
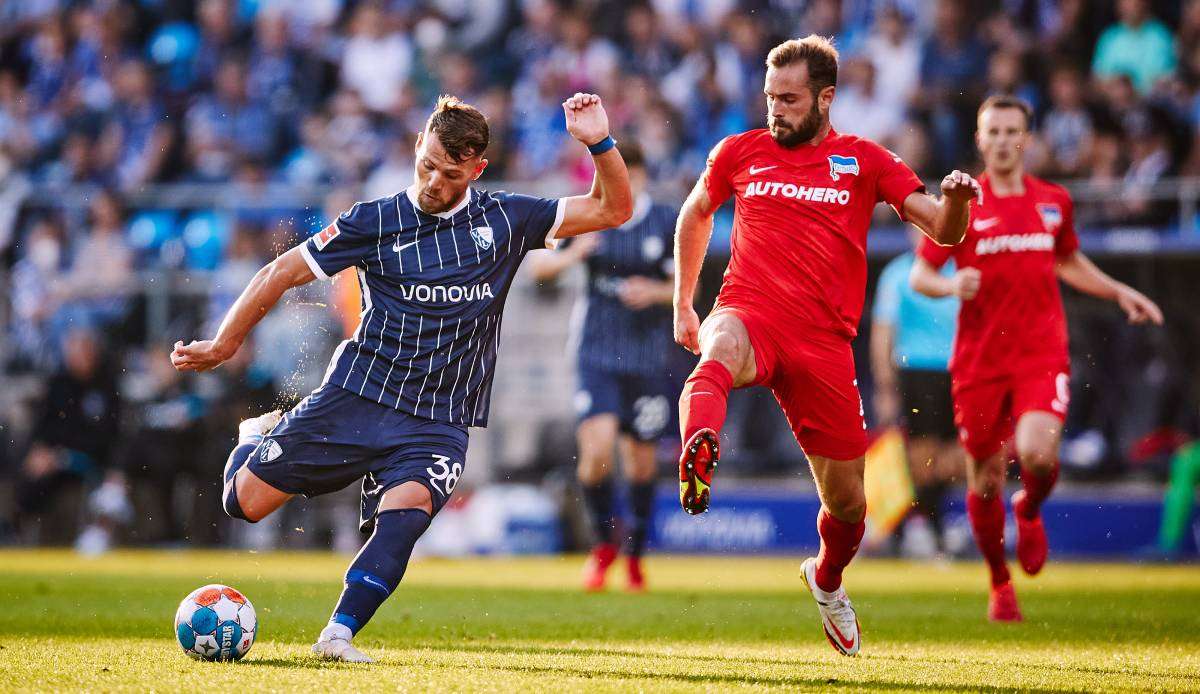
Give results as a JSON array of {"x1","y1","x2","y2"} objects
[{"x1": 174, "y1": 584, "x2": 257, "y2": 661}]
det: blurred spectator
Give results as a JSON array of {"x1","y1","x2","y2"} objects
[
  {"x1": 860, "y1": 6, "x2": 921, "y2": 114},
  {"x1": 1092, "y1": 0, "x2": 1176, "y2": 94},
  {"x1": 830, "y1": 58, "x2": 903, "y2": 144},
  {"x1": 9, "y1": 216, "x2": 66, "y2": 370},
  {"x1": 1041, "y1": 64, "x2": 1095, "y2": 178},
  {"x1": 16, "y1": 329, "x2": 119, "y2": 545},
  {"x1": 96, "y1": 60, "x2": 172, "y2": 188},
  {"x1": 916, "y1": 0, "x2": 989, "y2": 170},
  {"x1": 55, "y1": 190, "x2": 133, "y2": 335},
  {"x1": 185, "y1": 59, "x2": 279, "y2": 181},
  {"x1": 340, "y1": 2, "x2": 412, "y2": 114}
]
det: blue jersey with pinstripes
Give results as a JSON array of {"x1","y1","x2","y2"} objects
[
  {"x1": 300, "y1": 186, "x2": 564, "y2": 427},
  {"x1": 571, "y1": 195, "x2": 676, "y2": 377}
]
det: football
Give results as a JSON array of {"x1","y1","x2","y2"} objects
[{"x1": 174, "y1": 584, "x2": 257, "y2": 661}]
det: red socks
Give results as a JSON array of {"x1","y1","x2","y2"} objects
[
  {"x1": 679, "y1": 360, "x2": 734, "y2": 442},
  {"x1": 1017, "y1": 463, "x2": 1059, "y2": 520},
  {"x1": 814, "y1": 507, "x2": 865, "y2": 592},
  {"x1": 966, "y1": 490, "x2": 1011, "y2": 587}
]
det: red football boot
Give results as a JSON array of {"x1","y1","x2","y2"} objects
[
  {"x1": 679, "y1": 428, "x2": 719, "y2": 515},
  {"x1": 582, "y1": 543, "x2": 618, "y2": 592},
  {"x1": 1012, "y1": 490, "x2": 1049, "y2": 576},
  {"x1": 988, "y1": 581, "x2": 1023, "y2": 622}
]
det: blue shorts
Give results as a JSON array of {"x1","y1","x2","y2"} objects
[
  {"x1": 248, "y1": 383, "x2": 469, "y2": 529},
  {"x1": 574, "y1": 367, "x2": 676, "y2": 442}
]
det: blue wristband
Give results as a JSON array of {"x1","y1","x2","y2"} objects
[{"x1": 587, "y1": 135, "x2": 616, "y2": 156}]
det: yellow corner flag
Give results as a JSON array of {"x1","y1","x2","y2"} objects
[{"x1": 863, "y1": 427, "x2": 915, "y2": 545}]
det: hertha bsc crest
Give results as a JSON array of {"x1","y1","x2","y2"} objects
[
  {"x1": 471, "y1": 226, "x2": 494, "y2": 250},
  {"x1": 828, "y1": 154, "x2": 860, "y2": 181},
  {"x1": 1036, "y1": 203, "x2": 1063, "y2": 232}
]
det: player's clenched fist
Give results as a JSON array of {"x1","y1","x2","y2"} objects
[
  {"x1": 941, "y1": 169, "x2": 982, "y2": 203},
  {"x1": 674, "y1": 305, "x2": 701, "y2": 355},
  {"x1": 952, "y1": 267, "x2": 982, "y2": 301},
  {"x1": 562, "y1": 92, "x2": 610, "y2": 146},
  {"x1": 171, "y1": 339, "x2": 234, "y2": 372}
]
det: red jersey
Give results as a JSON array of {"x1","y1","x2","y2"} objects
[
  {"x1": 918, "y1": 174, "x2": 1079, "y2": 383},
  {"x1": 705, "y1": 128, "x2": 924, "y2": 338}
]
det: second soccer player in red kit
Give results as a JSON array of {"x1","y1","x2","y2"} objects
[
  {"x1": 673, "y1": 35, "x2": 980, "y2": 656},
  {"x1": 911, "y1": 96, "x2": 1163, "y2": 622}
]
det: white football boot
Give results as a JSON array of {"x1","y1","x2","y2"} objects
[
  {"x1": 238, "y1": 410, "x2": 282, "y2": 440},
  {"x1": 799, "y1": 557, "x2": 862, "y2": 656},
  {"x1": 311, "y1": 637, "x2": 375, "y2": 663}
]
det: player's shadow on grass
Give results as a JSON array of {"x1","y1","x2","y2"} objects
[{"x1": 416, "y1": 641, "x2": 1190, "y2": 685}]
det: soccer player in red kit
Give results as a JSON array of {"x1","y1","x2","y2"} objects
[
  {"x1": 673, "y1": 35, "x2": 980, "y2": 656},
  {"x1": 911, "y1": 95, "x2": 1163, "y2": 622}
]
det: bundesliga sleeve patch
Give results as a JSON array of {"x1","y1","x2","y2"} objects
[{"x1": 313, "y1": 223, "x2": 340, "y2": 250}]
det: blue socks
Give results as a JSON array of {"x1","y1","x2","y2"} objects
[
  {"x1": 329, "y1": 509, "x2": 431, "y2": 636},
  {"x1": 581, "y1": 478, "x2": 618, "y2": 545},
  {"x1": 626, "y1": 481, "x2": 655, "y2": 558},
  {"x1": 222, "y1": 439, "x2": 260, "y2": 521}
]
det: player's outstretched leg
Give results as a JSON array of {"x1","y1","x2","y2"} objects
[
  {"x1": 800, "y1": 456, "x2": 866, "y2": 656},
  {"x1": 314, "y1": 485, "x2": 433, "y2": 663},
  {"x1": 678, "y1": 310, "x2": 755, "y2": 514},
  {"x1": 965, "y1": 451, "x2": 1021, "y2": 622},
  {"x1": 221, "y1": 410, "x2": 282, "y2": 521},
  {"x1": 1013, "y1": 412, "x2": 1062, "y2": 576}
]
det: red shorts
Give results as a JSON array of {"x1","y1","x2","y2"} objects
[
  {"x1": 951, "y1": 366, "x2": 1070, "y2": 460},
  {"x1": 715, "y1": 306, "x2": 867, "y2": 461}
]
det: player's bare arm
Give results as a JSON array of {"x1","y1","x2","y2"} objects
[
  {"x1": 555, "y1": 93, "x2": 634, "y2": 238},
  {"x1": 1056, "y1": 251, "x2": 1163, "y2": 325},
  {"x1": 901, "y1": 170, "x2": 981, "y2": 246},
  {"x1": 671, "y1": 177, "x2": 715, "y2": 354},
  {"x1": 618, "y1": 274, "x2": 674, "y2": 310},
  {"x1": 909, "y1": 257, "x2": 980, "y2": 300},
  {"x1": 527, "y1": 233, "x2": 599, "y2": 281},
  {"x1": 170, "y1": 246, "x2": 316, "y2": 371}
]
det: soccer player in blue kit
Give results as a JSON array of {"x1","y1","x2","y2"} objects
[
  {"x1": 530, "y1": 142, "x2": 678, "y2": 592},
  {"x1": 170, "y1": 93, "x2": 632, "y2": 662}
]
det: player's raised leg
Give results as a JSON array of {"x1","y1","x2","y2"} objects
[
  {"x1": 677, "y1": 311, "x2": 757, "y2": 514},
  {"x1": 1012, "y1": 411, "x2": 1063, "y2": 576},
  {"x1": 577, "y1": 414, "x2": 621, "y2": 591},
  {"x1": 965, "y1": 450, "x2": 1021, "y2": 622},
  {"x1": 620, "y1": 435, "x2": 657, "y2": 591},
  {"x1": 314, "y1": 482, "x2": 434, "y2": 663},
  {"x1": 221, "y1": 410, "x2": 293, "y2": 523},
  {"x1": 799, "y1": 454, "x2": 866, "y2": 656}
]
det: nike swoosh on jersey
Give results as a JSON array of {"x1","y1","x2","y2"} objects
[
  {"x1": 973, "y1": 217, "x2": 1001, "y2": 231},
  {"x1": 748, "y1": 165, "x2": 777, "y2": 175},
  {"x1": 394, "y1": 239, "x2": 419, "y2": 252}
]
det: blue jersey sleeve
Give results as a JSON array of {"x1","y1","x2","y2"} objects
[
  {"x1": 498, "y1": 192, "x2": 565, "y2": 253},
  {"x1": 300, "y1": 201, "x2": 379, "y2": 279}
]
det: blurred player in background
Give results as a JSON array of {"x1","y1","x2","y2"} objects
[
  {"x1": 870, "y1": 227, "x2": 962, "y2": 557},
  {"x1": 530, "y1": 142, "x2": 676, "y2": 592},
  {"x1": 171, "y1": 93, "x2": 632, "y2": 661},
  {"x1": 910, "y1": 95, "x2": 1164, "y2": 622},
  {"x1": 672, "y1": 35, "x2": 979, "y2": 656}
]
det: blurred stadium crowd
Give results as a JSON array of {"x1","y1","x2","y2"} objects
[{"x1": 1, "y1": 0, "x2": 1198, "y2": 551}]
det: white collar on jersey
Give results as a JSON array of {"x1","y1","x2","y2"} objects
[
  {"x1": 618, "y1": 192, "x2": 653, "y2": 230},
  {"x1": 406, "y1": 185, "x2": 473, "y2": 219}
]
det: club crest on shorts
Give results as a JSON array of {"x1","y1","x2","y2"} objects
[
  {"x1": 471, "y1": 225, "x2": 494, "y2": 250},
  {"x1": 260, "y1": 439, "x2": 283, "y2": 463},
  {"x1": 828, "y1": 155, "x2": 860, "y2": 181},
  {"x1": 1036, "y1": 203, "x2": 1063, "y2": 232}
]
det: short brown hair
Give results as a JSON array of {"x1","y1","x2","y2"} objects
[
  {"x1": 425, "y1": 95, "x2": 489, "y2": 162},
  {"x1": 766, "y1": 35, "x2": 839, "y2": 93},
  {"x1": 977, "y1": 94, "x2": 1033, "y2": 130}
]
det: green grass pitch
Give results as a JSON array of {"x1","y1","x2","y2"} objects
[{"x1": 0, "y1": 550, "x2": 1197, "y2": 692}]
